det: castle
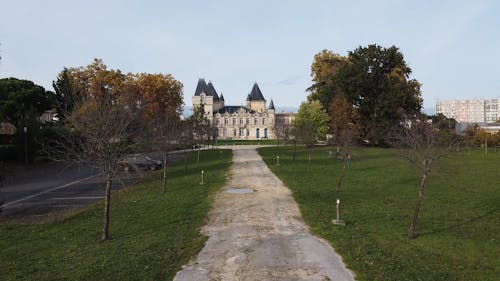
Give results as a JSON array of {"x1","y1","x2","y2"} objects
[{"x1": 192, "y1": 79, "x2": 284, "y2": 140}]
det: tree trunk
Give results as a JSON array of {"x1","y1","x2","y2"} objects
[
  {"x1": 337, "y1": 154, "x2": 348, "y2": 192},
  {"x1": 408, "y1": 172, "x2": 427, "y2": 239},
  {"x1": 197, "y1": 148, "x2": 200, "y2": 164},
  {"x1": 337, "y1": 142, "x2": 349, "y2": 192},
  {"x1": 101, "y1": 172, "x2": 112, "y2": 241},
  {"x1": 163, "y1": 153, "x2": 168, "y2": 193},
  {"x1": 293, "y1": 140, "x2": 297, "y2": 161},
  {"x1": 308, "y1": 148, "x2": 311, "y2": 171},
  {"x1": 184, "y1": 148, "x2": 188, "y2": 173}
]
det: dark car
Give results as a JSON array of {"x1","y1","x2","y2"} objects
[{"x1": 118, "y1": 155, "x2": 163, "y2": 171}]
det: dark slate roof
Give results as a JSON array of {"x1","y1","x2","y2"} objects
[
  {"x1": 215, "y1": 106, "x2": 256, "y2": 114},
  {"x1": 268, "y1": 99, "x2": 275, "y2": 110},
  {"x1": 220, "y1": 93, "x2": 224, "y2": 101},
  {"x1": 194, "y1": 78, "x2": 208, "y2": 96},
  {"x1": 207, "y1": 81, "x2": 220, "y2": 100},
  {"x1": 247, "y1": 83, "x2": 266, "y2": 101}
]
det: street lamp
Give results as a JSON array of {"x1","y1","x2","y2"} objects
[{"x1": 23, "y1": 126, "x2": 28, "y2": 166}]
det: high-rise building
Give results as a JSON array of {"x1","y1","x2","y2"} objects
[{"x1": 436, "y1": 98, "x2": 499, "y2": 123}]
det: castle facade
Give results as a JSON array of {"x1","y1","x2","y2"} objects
[{"x1": 192, "y1": 79, "x2": 278, "y2": 140}]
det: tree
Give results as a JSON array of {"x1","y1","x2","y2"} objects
[
  {"x1": 307, "y1": 50, "x2": 348, "y2": 112},
  {"x1": 274, "y1": 122, "x2": 291, "y2": 151},
  {"x1": 329, "y1": 93, "x2": 361, "y2": 192},
  {"x1": 294, "y1": 100, "x2": 329, "y2": 170},
  {"x1": 190, "y1": 104, "x2": 210, "y2": 143},
  {"x1": 0, "y1": 78, "x2": 55, "y2": 163},
  {"x1": 134, "y1": 73, "x2": 183, "y2": 121},
  {"x1": 308, "y1": 45, "x2": 422, "y2": 145},
  {"x1": 394, "y1": 115, "x2": 455, "y2": 239},
  {"x1": 69, "y1": 100, "x2": 139, "y2": 241},
  {"x1": 0, "y1": 78, "x2": 54, "y2": 129},
  {"x1": 46, "y1": 59, "x2": 138, "y2": 241},
  {"x1": 53, "y1": 68, "x2": 80, "y2": 123}
]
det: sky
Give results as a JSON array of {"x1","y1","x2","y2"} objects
[{"x1": 1, "y1": 0, "x2": 499, "y2": 114}]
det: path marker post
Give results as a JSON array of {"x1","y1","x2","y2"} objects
[{"x1": 333, "y1": 198, "x2": 346, "y2": 225}]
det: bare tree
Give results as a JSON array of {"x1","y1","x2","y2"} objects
[
  {"x1": 145, "y1": 116, "x2": 181, "y2": 193},
  {"x1": 41, "y1": 100, "x2": 140, "y2": 241},
  {"x1": 274, "y1": 122, "x2": 291, "y2": 151},
  {"x1": 293, "y1": 123, "x2": 316, "y2": 171},
  {"x1": 394, "y1": 115, "x2": 455, "y2": 239}
]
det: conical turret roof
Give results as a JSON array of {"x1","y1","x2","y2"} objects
[
  {"x1": 207, "y1": 81, "x2": 220, "y2": 100},
  {"x1": 268, "y1": 99, "x2": 275, "y2": 110},
  {"x1": 247, "y1": 83, "x2": 266, "y2": 101},
  {"x1": 194, "y1": 78, "x2": 208, "y2": 96}
]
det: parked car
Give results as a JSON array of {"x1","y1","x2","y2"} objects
[{"x1": 118, "y1": 155, "x2": 163, "y2": 171}]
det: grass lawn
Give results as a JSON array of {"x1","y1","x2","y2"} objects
[
  {"x1": 259, "y1": 146, "x2": 499, "y2": 280},
  {"x1": 0, "y1": 149, "x2": 232, "y2": 281}
]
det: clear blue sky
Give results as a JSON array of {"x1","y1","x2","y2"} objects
[{"x1": 1, "y1": 0, "x2": 499, "y2": 113}]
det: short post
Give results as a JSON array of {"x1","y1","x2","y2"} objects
[
  {"x1": 276, "y1": 155, "x2": 280, "y2": 166},
  {"x1": 200, "y1": 170, "x2": 205, "y2": 185},
  {"x1": 333, "y1": 198, "x2": 345, "y2": 225},
  {"x1": 23, "y1": 126, "x2": 28, "y2": 166}
]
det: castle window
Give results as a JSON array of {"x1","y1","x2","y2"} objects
[
  {"x1": 233, "y1": 118, "x2": 236, "y2": 125},
  {"x1": 224, "y1": 118, "x2": 229, "y2": 125},
  {"x1": 216, "y1": 118, "x2": 220, "y2": 126},
  {"x1": 263, "y1": 118, "x2": 266, "y2": 125},
  {"x1": 240, "y1": 118, "x2": 244, "y2": 125},
  {"x1": 254, "y1": 118, "x2": 259, "y2": 125},
  {"x1": 239, "y1": 129, "x2": 245, "y2": 136},
  {"x1": 246, "y1": 118, "x2": 250, "y2": 125}
]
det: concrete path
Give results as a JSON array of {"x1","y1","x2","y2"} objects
[{"x1": 174, "y1": 146, "x2": 355, "y2": 281}]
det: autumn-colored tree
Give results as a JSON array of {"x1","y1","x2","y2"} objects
[
  {"x1": 49, "y1": 59, "x2": 138, "y2": 241},
  {"x1": 307, "y1": 50, "x2": 348, "y2": 112},
  {"x1": 135, "y1": 73, "x2": 183, "y2": 121},
  {"x1": 329, "y1": 93, "x2": 361, "y2": 192}
]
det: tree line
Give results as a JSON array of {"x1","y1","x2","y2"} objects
[
  {"x1": 294, "y1": 44, "x2": 499, "y2": 239},
  {"x1": 1, "y1": 58, "x2": 211, "y2": 240}
]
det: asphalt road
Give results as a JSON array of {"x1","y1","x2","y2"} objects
[{"x1": 0, "y1": 151, "x2": 187, "y2": 222}]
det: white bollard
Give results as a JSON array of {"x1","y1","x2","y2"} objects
[{"x1": 333, "y1": 198, "x2": 345, "y2": 225}]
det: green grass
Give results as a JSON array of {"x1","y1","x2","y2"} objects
[
  {"x1": 258, "y1": 146, "x2": 500, "y2": 281},
  {"x1": 0, "y1": 149, "x2": 232, "y2": 281}
]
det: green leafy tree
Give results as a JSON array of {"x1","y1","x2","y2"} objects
[
  {"x1": 0, "y1": 78, "x2": 55, "y2": 162},
  {"x1": 308, "y1": 45, "x2": 423, "y2": 145},
  {"x1": 294, "y1": 100, "x2": 329, "y2": 170},
  {"x1": 53, "y1": 68, "x2": 81, "y2": 123}
]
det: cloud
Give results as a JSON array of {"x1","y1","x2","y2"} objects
[{"x1": 276, "y1": 75, "x2": 301, "y2": 86}]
